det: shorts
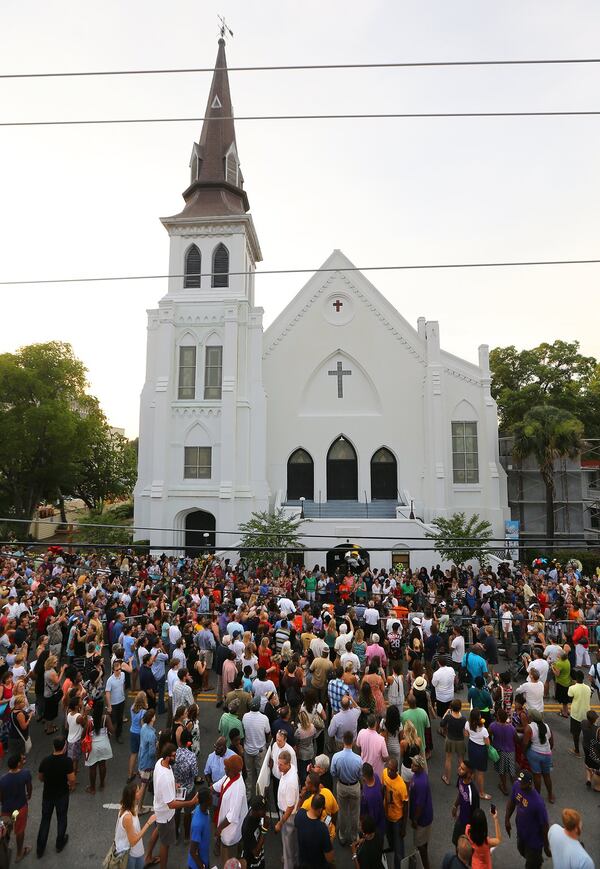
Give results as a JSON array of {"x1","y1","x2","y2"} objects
[
  {"x1": 3, "y1": 807, "x2": 27, "y2": 837},
  {"x1": 156, "y1": 816, "x2": 176, "y2": 847},
  {"x1": 201, "y1": 651, "x2": 214, "y2": 670},
  {"x1": 139, "y1": 769, "x2": 152, "y2": 782},
  {"x1": 67, "y1": 739, "x2": 82, "y2": 763},
  {"x1": 445, "y1": 738, "x2": 466, "y2": 755},
  {"x1": 555, "y1": 683, "x2": 570, "y2": 704},
  {"x1": 436, "y1": 700, "x2": 451, "y2": 717},
  {"x1": 527, "y1": 749, "x2": 552, "y2": 775},
  {"x1": 413, "y1": 822, "x2": 432, "y2": 848},
  {"x1": 130, "y1": 731, "x2": 141, "y2": 753}
]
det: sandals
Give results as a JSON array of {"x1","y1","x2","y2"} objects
[
  {"x1": 441, "y1": 775, "x2": 450, "y2": 785},
  {"x1": 144, "y1": 859, "x2": 160, "y2": 867},
  {"x1": 15, "y1": 847, "x2": 31, "y2": 863},
  {"x1": 45, "y1": 726, "x2": 58, "y2": 735},
  {"x1": 481, "y1": 793, "x2": 492, "y2": 800}
]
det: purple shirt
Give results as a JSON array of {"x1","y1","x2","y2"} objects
[
  {"x1": 489, "y1": 721, "x2": 516, "y2": 753},
  {"x1": 456, "y1": 777, "x2": 479, "y2": 827},
  {"x1": 511, "y1": 783, "x2": 548, "y2": 850},
  {"x1": 360, "y1": 776, "x2": 386, "y2": 833},
  {"x1": 409, "y1": 771, "x2": 433, "y2": 827}
]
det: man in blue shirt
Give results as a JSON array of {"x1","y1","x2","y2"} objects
[
  {"x1": 203, "y1": 737, "x2": 235, "y2": 808},
  {"x1": 188, "y1": 788, "x2": 211, "y2": 869},
  {"x1": 461, "y1": 645, "x2": 488, "y2": 687},
  {"x1": 149, "y1": 641, "x2": 169, "y2": 714},
  {"x1": 331, "y1": 732, "x2": 362, "y2": 846}
]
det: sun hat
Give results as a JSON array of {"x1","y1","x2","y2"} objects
[{"x1": 413, "y1": 676, "x2": 428, "y2": 691}]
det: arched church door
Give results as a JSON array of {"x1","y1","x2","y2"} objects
[
  {"x1": 185, "y1": 510, "x2": 216, "y2": 556},
  {"x1": 287, "y1": 449, "x2": 314, "y2": 500},
  {"x1": 370, "y1": 447, "x2": 397, "y2": 499},
  {"x1": 327, "y1": 437, "x2": 358, "y2": 500}
]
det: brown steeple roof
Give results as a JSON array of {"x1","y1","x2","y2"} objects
[{"x1": 172, "y1": 38, "x2": 249, "y2": 218}]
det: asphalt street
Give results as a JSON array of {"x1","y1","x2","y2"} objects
[{"x1": 13, "y1": 687, "x2": 600, "y2": 869}]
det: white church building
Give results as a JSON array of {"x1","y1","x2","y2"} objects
[{"x1": 134, "y1": 39, "x2": 509, "y2": 571}]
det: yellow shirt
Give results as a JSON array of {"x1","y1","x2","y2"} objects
[
  {"x1": 302, "y1": 786, "x2": 339, "y2": 839},
  {"x1": 382, "y1": 769, "x2": 408, "y2": 821}
]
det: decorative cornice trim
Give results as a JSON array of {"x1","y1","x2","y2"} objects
[{"x1": 262, "y1": 270, "x2": 426, "y2": 363}]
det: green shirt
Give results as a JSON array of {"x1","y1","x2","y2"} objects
[
  {"x1": 554, "y1": 658, "x2": 571, "y2": 687},
  {"x1": 401, "y1": 582, "x2": 414, "y2": 596},
  {"x1": 305, "y1": 576, "x2": 317, "y2": 592},
  {"x1": 401, "y1": 707, "x2": 429, "y2": 747},
  {"x1": 218, "y1": 712, "x2": 245, "y2": 746}
]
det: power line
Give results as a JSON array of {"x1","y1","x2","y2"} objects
[
  {"x1": 1, "y1": 258, "x2": 600, "y2": 287},
  {"x1": 2, "y1": 516, "x2": 595, "y2": 547},
  {"x1": 3, "y1": 57, "x2": 600, "y2": 80},
  {"x1": 4, "y1": 110, "x2": 600, "y2": 128}
]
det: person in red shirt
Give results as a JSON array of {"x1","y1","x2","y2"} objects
[{"x1": 36, "y1": 600, "x2": 55, "y2": 636}]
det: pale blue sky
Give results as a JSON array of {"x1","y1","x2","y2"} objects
[{"x1": 2, "y1": 1, "x2": 600, "y2": 435}]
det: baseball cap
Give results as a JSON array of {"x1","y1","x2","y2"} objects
[{"x1": 519, "y1": 770, "x2": 533, "y2": 785}]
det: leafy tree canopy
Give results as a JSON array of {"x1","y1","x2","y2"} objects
[
  {"x1": 425, "y1": 512, "x2": 493, "y2": 566},
  {"x1": 238, "y1": 508, "x2": 304, "y2": 565},
  {"x1": 0, "y1": 342, "x2": 137, "y2": 523},
  {"x1": 490, "y1": 340, "x2": 600, "y2": 436}
]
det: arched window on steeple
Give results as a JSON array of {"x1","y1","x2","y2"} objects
[
  {"x1": 184, "y1": 245, "x2": 201, "y2": 289},
  {"x1": 212, "y1": 243, "x2": 229, "y2": 288}
]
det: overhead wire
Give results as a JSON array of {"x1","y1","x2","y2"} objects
[
  {"x1": 2, "y1": 258, "x2": 600, "y2": 287},
  {"x1": 4, "y1": 110, "x2": 600, "y2": 128},
  {"x1": 3, "y1": 57, "x2": 600, "y2": 79}
]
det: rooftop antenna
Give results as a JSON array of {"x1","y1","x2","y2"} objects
[{"x1": 218, "y1": 15, "x2": 234, "y2": 41}]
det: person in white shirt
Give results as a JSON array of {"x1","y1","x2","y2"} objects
[
  {"x1": 278, "y1": 598, "x2": 296, "y2": 617},
  {"x1": 340, "y1": 648, "x2": 360, "y2": 674},
  {"x1": 242, "y1": 697, "x2": 272, "y2": 796},
  {"x1": 274, "y1": 750, "x2": 299, "y2": 869},
  {"x1": 450, "y1": 628, "x2": 466, "y2": 669},
  {"x1": 431, "y1": 657, "x2": 456, "y2": 716},
  {"x1": 212, "y1": 753, "x2": 247, "y2": 865},
  {"x1": 527, "y1": 649, "x2": 549, "y2": 692},
  {"x1": 167, "y1": 620, "x2": 182, "y2": 652},
  {"x1": 364, "y1": 603, "x2": 380, "y2": 637},
  {"x1": 518, "y1": 667, "x2": 545, "y2": 715},
  {"x1": 144, "y1": 744, "x2": 198, "y2": 868},
  {"x1": 334, "y1": 623, "x2": 354, "y2": 658}
]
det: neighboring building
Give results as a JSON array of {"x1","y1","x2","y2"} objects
[
  {"x1": 134, "y1": 39, "x2": 509, "y2": 569},
  {"x1": 499, "y1": 437, "x2": 600, "y2": 547}
]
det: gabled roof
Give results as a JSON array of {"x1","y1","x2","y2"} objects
[
  {"x1": 263, "y1": 250, "x2": 426, "y2": 363},
  {"x1": 167, "y1": 39, "x2": 249, "y2": 220}
]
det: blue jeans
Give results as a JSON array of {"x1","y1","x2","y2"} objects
[
  {"x1": 127, "y1": 855, "x2": 145, "y2": 869},
  {"x1": 386, "y1": 818, "x2": 405, "y2": 869},
  {"x1": 36, "y1": 793, "x2": 69, "y2": 855}
]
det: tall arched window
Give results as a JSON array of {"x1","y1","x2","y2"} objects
[
  {"x1": 370, "y1": 447, "x2": 397, "y2": 499},
  {"x1": 287, "y1": 448, "x2": 314, "y2": 501},
  {"x1": 212, "y1": 243, "x2": 229, "y2": 288},
  {"x1": 184, "y1": 245, "x2": 201, "y2": 289}
]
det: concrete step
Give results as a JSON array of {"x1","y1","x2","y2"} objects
[{"x1": 285, "y1": 500, "x2": 398, "y2": 519}]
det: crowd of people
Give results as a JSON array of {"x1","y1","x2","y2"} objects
[{"x1": 0, "y1": 544, "x2": 598, "y2": 868}]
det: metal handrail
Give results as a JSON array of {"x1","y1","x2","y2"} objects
[
  {"x1": 364, "y1": 490, "x2": 369, "y2": 518},
  {"x1": 318, "y1": 490, "x2": 322, "y2": 519}
]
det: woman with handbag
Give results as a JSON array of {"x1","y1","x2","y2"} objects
[
  {"x1": 105, "y1": 782, "x2": 156, "y2": 869},
  {"x1": 7, "y1": 696, "x2": 32, "y2": 757}
]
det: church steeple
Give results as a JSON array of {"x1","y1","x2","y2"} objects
[{"x1": 176, "y1": 38, "x2": 249, "y2": 218}]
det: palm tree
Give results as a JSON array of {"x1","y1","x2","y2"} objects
[{"x1": 512, "y1": 405, "x2": 584, "y2": 545}]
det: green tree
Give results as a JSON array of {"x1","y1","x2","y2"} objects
[
  {"x1": 512, "y1": 405, "x2": 584, "y2": 545},
  {"x1": 425, "y1": 512, "x2": 493, "y2": 566},
  {"x1": 74, "y1": 503, "x2": 133, "y2": 546},
  {"x1": 70, "y1": 423, "x2": 137, "y2": 512},
  {"x1": 238, "y1": 509, "x2": 304, "y2": 565},
  {"x1": 0, "y1": 342, "x2": 88, "y2": 521},
  {"x1": 490, "y1": 340, "x2": 598, "y2": 436}
]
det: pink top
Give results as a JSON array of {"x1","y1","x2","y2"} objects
[{"x1": 356, "y1": 727, "x2": 388, "y2": 780}]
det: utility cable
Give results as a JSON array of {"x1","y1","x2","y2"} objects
[
  {"x1": 4, "y1": 110, "x2": 600, "y2": 127},
  {"x1": 3, "y1": 57, "x2": 600, "y2": 79},
  {"x1": 2, "y1": 258, "x2": 600, "y2": 287}
]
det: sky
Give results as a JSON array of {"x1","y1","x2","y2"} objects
[{"x1": 2, "y1": 1, "x2": 600, "y2": 436}]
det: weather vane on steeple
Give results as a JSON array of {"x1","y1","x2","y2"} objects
[{"x1": 218, "y1": 15, "x2": 233, "y2": 41}]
